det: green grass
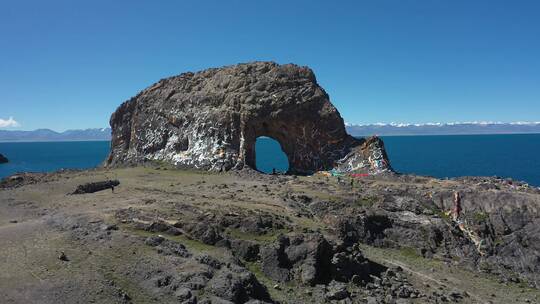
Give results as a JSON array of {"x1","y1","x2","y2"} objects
[
  {"x1": 399, "y1": 246, "x2": 422, "y2": 259},
  {"x1": 354, "y1": 196, "x2": 378, "y2": 208},
  {"x1": 225, "y1": 228, "x2": 288, "y2": 243},
  {"x1": 435, "y1": 210, "x2": 451, "y2": 221},
  {"x1": 473, "y1": 211, "x2": 489, "y2": 223},
  {"x1": 245, "y1": 261, "x2": 266, "y2": 280},
  {"x1": 101, "y1": 267, "x2": 156, "y2": 303},
  {"x1": 244, "y1": 261, "x2": 282, "y2": 299},
  {"x1": 121, "y1": 224, "x2": 217, "y2": 253},
  {"x1": 170, "y1": 235, "x2": 218, "y2": 252},
  {"x1": 244, "y1": 261, "x2": 300, "y2": 302},
  {"x1": 86, "y1": 242, "x2": 160, "y2": 303},
  {"x1": 294, "y1": 216, "x2": 327, "y2": 232}
]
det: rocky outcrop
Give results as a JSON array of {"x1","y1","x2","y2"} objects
[
  {"x1": 0, "y1": 153, "x2": 8, "y2": 163},
  {"x1": 71, "y1": 180, "x2": 120, "y2": 194},
  {"x1": 106, "y1": 62, "x2": 391, "y2": 174},
  {"x1": 309, "y1": 175, "x2": 540, "y2": 289},
  {"x1": 260, "y1": 233, "x2": 373, "y2": 286},
  {"x1": 143, "y1": 235, "x2": 274, "y2": 304}
]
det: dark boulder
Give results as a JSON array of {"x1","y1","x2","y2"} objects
[
  {"x1": 325, "y1": 280, "x2": 349, "y2": 301},
  {"x1": 186, "y1": 222, "x2": 224, "y2": 245},
  {"x1": 206, "y1": 266, "x2": 273, "y2": 303},
  {"x1": 0, "y1": 153, "x2": 8, "y2": 163},
  {"x1": 144, "y1": 236, "x2": 191, "y2": 258},
  {"x1": 137, "y1": 220, "x2": 182, "y2": 236},
  {"x1": 71, "y1": 180, "x2": 120, "y2": 194},
  {"x1": 260, "y1": 233, "x2": 374, "y2": 286},
  {"x1": 336, "y1": 213, "x2": 393, "y2": 246},
  {"x1": 231, "y1": 239, "x2": 260, "y2": 262},
  {"x1": 260, "y1": 235, "x2": 292, "y2": 282}
]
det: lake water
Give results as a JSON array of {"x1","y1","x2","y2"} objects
[
  {"x1": 1, "y1": 134, "x2": 539, "y2": 186},
  {"x1": 0, "y1": 141, "x2": 110, "y2": 178},
  {"x1": 382, "y1": 134, "x2": 540, "y2": 186}
]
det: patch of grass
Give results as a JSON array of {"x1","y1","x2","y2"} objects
[
  {"x1": 101, "y1": 268, "x2": 156, "y2": 303},
  {"x1": 516, "y1": 279, "x2": 536, "y2": 291},
  {"x1": 225, "y1": 228, "x2": 287, "y2": 243},
  {"x1": 473, "y1": 211, "x2": 489, "y2": 223},
  {"x1": 399, "y1": 246, "x2": 422, "y2": 259},
  {"x1": 147, "y1": 159, "x2": 174, "y2": 169},
  {"x1": 170, "y1": 235, "x2": 218, "y2": 252},
  {"x1": 494, "y1": 238, "x2": 504, "y2": 247},
  {"x1": 86, "y1": 242, "x2": 159, "y2": 303},
  {"x1": 435, "y1": 210, "x2": 451, "y2": 221},
  {"x1": 294, "y1": 216, "x2": 326, "y2": 231},
  {"x1": 244, "y1": 261, "x2": 298, "y2": 302},
  {"x1": 354, "y1": 196, "x2": 378, "y2": 208},
  {"x1": 244, "y1": 261, "x2": 282, "y2": 298},
  {"x1": 245, "y1": 261, "x2": 265, "y2": 279},
  {"x1": 121, "y1": 224, "x2": 217, "y2": 252}
]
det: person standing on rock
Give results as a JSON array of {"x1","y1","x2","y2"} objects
[{"x1": 452, "y1": 191, "x2": 462, "y2": 221}]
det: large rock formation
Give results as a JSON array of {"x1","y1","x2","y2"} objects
[
  {"x1": 106, "y1": 62, "x2": 391, "y2": 174},
  {"x1": 0, "y1": 153, "x2": 8, "y2": 164}
]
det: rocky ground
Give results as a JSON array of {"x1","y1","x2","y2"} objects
[{"x1": 1, "y1": 166, "x2": 539, "y2": 304}]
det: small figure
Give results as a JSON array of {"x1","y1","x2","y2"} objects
[
  {"x1": 111, "y1": 185, "x2": 115, "y2": 193},
  {"x1": 58, "y1": 251, "x2": 69, "y2": 261},
  {"x1": 272, "y1": 168, "x2": 276, "y2": 175},
  {"x1": 452, "y1": 191, "x2": 462, "y2": 221}
]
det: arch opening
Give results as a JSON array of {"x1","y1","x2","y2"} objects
[{"x1": 255, "y1": 136, "x2": 289, "y2": 174}]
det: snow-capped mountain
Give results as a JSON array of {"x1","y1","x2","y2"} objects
[{"x1": 345, "y1": 122, "x2": 540, "y2": 136}]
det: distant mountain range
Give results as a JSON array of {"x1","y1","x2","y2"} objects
[
  {"x1": 1, "y1": 122, "x2": 539, "y2": 142},
  {"x1": 0, "y1": 128, "x2": 111, "y2": 142},
  {"x1": 346, "y1": 122, "x2": 540, "y2": 136}
]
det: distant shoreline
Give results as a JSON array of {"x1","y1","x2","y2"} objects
[
  {"x1": 354, "y1": 132, "x2": 540, "y2": 137},
  {"x1": 346, "y1": 122, "x2": 540, "y2": 137},
  {"x1": 2, "y1": 133, "x2": 540, "y2": 143},
  {"x1": 3, "y1": 125, "x2": 540, "y2": 142},
  {"x1": 0, "y1": 139, "x2": 111, "y2": 143}
]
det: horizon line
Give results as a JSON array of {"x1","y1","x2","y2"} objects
[{"x1": 346, "y1": 121, "x2": 540, "y2": 127}]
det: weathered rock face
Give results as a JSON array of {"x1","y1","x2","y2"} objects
[
  {"x1": 0, "y1": 153, "x2": 8, "y2": 164},
  {"x1": 260, "y1": 233, "x2": 375, "y2": 286},
  {"x1": 310, "y1": 175, "x2": 540, "y2": 289},
  {"x1": 106, "y1": 62, "x2": 391, "y2": 174}
]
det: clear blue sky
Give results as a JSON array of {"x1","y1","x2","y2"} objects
[{"x1": 1, "y1": 0, "x2": 539, "y2": 131}]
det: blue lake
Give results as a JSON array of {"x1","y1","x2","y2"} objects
[
  {"x1": 0, "y1": 141, "x2": 110, "y2": 177},
  {"x1": 382, "y1": 134, "x2": 540, "y2": 186},
  {"x1": 1, "y1": 134, "x2": 539, "y2": 186}
]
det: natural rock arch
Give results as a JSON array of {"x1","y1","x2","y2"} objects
[
  {"x1": 106, "y1": 62, "x2": 391, "y2": 174},
  {"x1": 253, "y1": 136, "x2": 289, "y2": 173}
]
